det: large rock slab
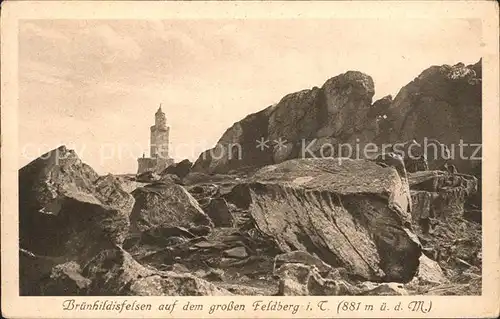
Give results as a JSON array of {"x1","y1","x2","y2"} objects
[
  {"x1": 226, "y1": 158, "x2": 421, "y2": 282},
  {"x1": 129, "y1": 181, "x2": 213, "y2": 234},
  {"x1": 19, "y1": 146, "x2": 134, "y2": 260}
]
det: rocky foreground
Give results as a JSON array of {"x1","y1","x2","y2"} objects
[
  {"x1": 20, "y1": 61, "x2": 481, "y2": 296},
  {"x1": 20, "y1": 145, "x2": 480, "y2": 296}
]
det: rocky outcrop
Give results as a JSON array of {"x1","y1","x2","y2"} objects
[
  {"x1": 19, "y1": 146, "x2": 134, "y2": 260},
  {"x1": 193, "y1": 71, "x2": 377, "y2": 174},
  {"x1": 18, "y1": 60, "x2": 482, "y2": 297},
  {"x1": 380, "y1": 61, "x2": 482, "y2": 175},
  {"x1": 129, "y1": 181, "x2": 213, "y2": 234},
  {"x1": 193, "y1": 61, "x2": 481, "y2": 179},
  {"x1": 225, "y1": 158, "x2": 420, "y2": 282}
]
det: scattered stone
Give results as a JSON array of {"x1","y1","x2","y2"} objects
[
  {"x1": 416, "y1": 254, "x2": 448, "y2": 285},
  {"x1": 223, "y1": 247, "x2": 248, "y2": 259},
  {"x1": 274, "y1": 251, "x2": 332, "y2": 274},
  {"x1": 363, "y1": 283, "x2": 408, "y2": 296},
  {"x1": 189, "y1": 225, "x2": 212, "y2": 236}
]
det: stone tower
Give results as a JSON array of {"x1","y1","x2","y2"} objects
[
  {"x1": 150, "y1": 105, "x2": 170, "y2": 159},
  {"x1": 137, "y1": 105, "x2": 174, "y2": 174}
]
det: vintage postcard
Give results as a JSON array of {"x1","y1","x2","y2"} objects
[{"x1": 1, "y1": 0, "x2": 499, "y2": 318}]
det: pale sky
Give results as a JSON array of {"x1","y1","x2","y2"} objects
[{"x1": 19, "y1": 19, "x2": 482, "y2": 174}]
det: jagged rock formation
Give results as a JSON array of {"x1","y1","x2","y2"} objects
[
  {"x1": 19, "y1": 146, "x2": 134, "y2": 261},
  {"x1": 193, "y1": 71, "x2": 378, "y2": 174},
  {"x1": 378, "y1": 61, "x2": 482, "y2": 174},
  {"x1": 19, "y1": 147, "x2": 225, "y2": 296}
]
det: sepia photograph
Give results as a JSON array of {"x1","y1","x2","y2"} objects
[{"x1": 2, "y1": 1, "x2": 499, "y2": 318}]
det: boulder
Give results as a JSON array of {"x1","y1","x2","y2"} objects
[
  {"x1": 415, "y1": 254, "x2": 448, "y2": 285},
  {"x1": 20, "y1": 249, "x2": 63, "y2": 295},
  {"x1": 130, "y1": 182, "x2": 213, "y2": 234},
  {"x1": 226, "y1": 158, "x2": 420, "y2": 282},
  {"x1": 202, "y1": 198, "x2": 235, "y2": 227},
  {"x1": 275, "y1": 263, "x2": 313, "y2": 296},
  {"x1": 162, "y1": 159, "x2": 193, "y2": 180},
  {"x1": 19, "y1": 146, "x2": 134, "y2": 260}
]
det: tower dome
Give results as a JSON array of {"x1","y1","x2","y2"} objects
[{"x1": 155, "y1": 104, "x2": 167, "y2": 127}]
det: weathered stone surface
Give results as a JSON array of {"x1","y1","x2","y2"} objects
[
  {"x1": 19, "y1": 146, "x2": 134, "y2": 260},
  {"x1": 415, "y1": 254, "x2": 448, "y2": 285},
  {"x1": 136, "y1": 171, "x2": 160, "y2": 183},
  {"x1": 223, "y1": 247, "x2": 248, "y2": 259},
  {"x1": 162, "y1": 159, "x2": 193, "y2": 181},
  {"x1": 160, "y1": 173, "x2": 183, "y2": 185},
  {"x1": 82, "y1": 247, "x2": 231, "y2": 296},
  {"x1": 275, "y1": 263, "x2": 360, "y2": 296},
  {"x1": 363, "y1": 282, "x2": 408, "y2": 296},
  {"x1": 409, "y1": 170, "x2": 478, "y2": 222},
  {"x1": 130, "y1": 181, "x2": 213, "y2": 234},
  {"x1": 22, "y1": 246, "x2": 231, "y2": 297},
  {"x1": 41, "y1": 261, "x2": 91, "y2": 295},
  {"x1": 227, "y1": 158, "x2": 420, "y2": 282},
  {"x1": 274, "y1": 251, "x2": 333, "y2": 274},
  {"x1": 193, "y1": 71, "x2": 377, "y2": 174},
  {"x1": 202, "y1": 198, "x2": 235, "y2": 227},
  {"x1": 380, "y1": 61, "x2": 482, "y2": 176},
  {"x1": 193, "y1": 61, "x2": 481, "y2": 179}
]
